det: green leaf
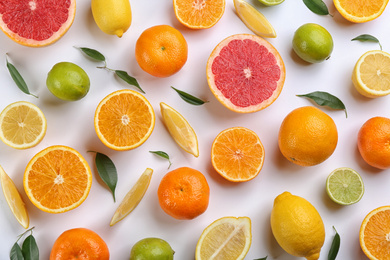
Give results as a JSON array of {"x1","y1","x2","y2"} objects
[
  {"x1": 6, "y1": 56, "x2": 37, "y2": 98},
  {"x1": 302, "y1": 0, "x2": 329, "y2": 15},
  {"x1": 171, "y1": 86, "x2": 208, "y2": 105},
  {"x1": 150, "y1": 151, "x2": 172, "y2": 169},
  {"x1": 21, "y1": 235, "x2": 39, "y2": 260},
  {"x1": 10, "y1": 243, "x2": 24, "y2": 260},
  {"x1": 254, "y1": 257, "x2": 268, "y2": 260},
  {"x1": 76, "y1": 47, "x2": 106, "y2": 62},
  {"x1": 297, "y1": 91, "x2": 347, "y2": 118},
  {"x1": 92, "y1": 152, "x2": 118, "y2": 202},
  {"x1": 328, "y1": 226, "x2": 340, "y2": 260},
  {"x1": 115, "y1": 70, "x2": 145, "y2": 94},
  {"x1": 351, "y1": 34, "x2": 382, "y2": 50}
]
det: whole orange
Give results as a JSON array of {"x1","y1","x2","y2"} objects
[
  {"x1": 278, "y1": 106, "x2": 338, "y2": 166},
  {"x1": 135, "y1": 25, "x2": 188, "y2": 78},
  {"x1": 157, "y1": 167, "x2": 210, "y2": 220},
  {"x1": 50, "y1": 228, "x2": 109, "y2": 260},
  {"x1": 358, "y1": 116, "x2": 390, "y2": 169}
]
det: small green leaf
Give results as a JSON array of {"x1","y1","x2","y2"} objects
[
  {"x1": 21, "y1": 235, "x2": 39, "y2": 260},
  {"x1": 76, "y1": 47, "x2": 106, "y2": 62},
  {"x1": 6, "y1": 56, "x2": 37, "y2": 98},
  {"x1": 328, "y1": 226, "x2": 340, "y2": 260},
  {"x1": 91, "y1": 152, "x2": 118, "y2": 202},
  {"x1": 150, "y1": 151, "x2": 172, "y2": 169},
  {"x1": 297, "y1": 91, "x2": 347, "y2": 118},
  {"x1": 10, "y1": 243, "x2": 24, "y2": 260},
  {"x1": 171, "y1": 86, "x2": 208, "y2": 105},
  {"x1": 115, "y1": 70, "x2": 145, "y2": 94},
  {"x1": 302, "y1": 0, "x2": 329, "y2": 15},
  {"x1": 254, "y1": 257, "x2": 268, "y2": 260},
  {"x1": 351, "y1": 34, "x2": 382, "y2": 50}
]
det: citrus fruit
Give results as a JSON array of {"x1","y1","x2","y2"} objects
[
  {"x1": 94, "y1": 89, "x2": 155, "y2": 151},
  {"x1": 326, "y1": 167, "x2": 364, "y2": 205},
  {"x1": 333, "y1": 0, "x2": 389, "y2": 23},
  {"x1": 173, "y1": 0, "x2": 225, "y2": 29},
  {"x1": 352, "y1": 50, "x2": 390, "y2": 98},
  {"x1": 130, "y1": 237, "x2": 174, "y2": 260},
  {"x1": 360, "y1": 205, "x2": 390, "y2": 260},
  {"x1": 278, "y1": 106, "x2": 338, "y2": 167},
  {"x1": 135, "y1": 25, "x2": 188, "y2": 77},
  {"x1": 258, "y1": 0, "x2": 285, "y2": 6},
  {"x1": 50, "y1": 228, "x2": 109, "y2": 260},
  {"x1": 357, "y1": 116, "x2": 390, "y2": 169},
  {"x1": 195, "y1": 216, "x2": 251, "y2": 260},
  {"x1": 234, "y1": 0, "x2": 276, "y2": 38},
  {"x1": 24, "y1": 145, "x2": 92, "y2": 214},
  {"x1": 46, "y1": 62, "x2": 90, "y2": 101},
  {"x1": 271, "y1": 191, "x2": 325, "y2": 260},
  {"x1": 206, "y1": 34, "x2": 285, "y2": 113},
  {"x1": 0, "y1": 165, "x2": 29, "y2": 229},
  {"x1": 211, "y1": 126, "x2": 264, "y2": 182},
  {"x1": 0, "y1": 101, "x2": 47, "y2": 149},
  {"x1": 0, "y1": 0, "x2": 75, "y2": 47},
  {"x1": 110, "y1": 168, "x2": 153, "y2": 226},
  {"x1": 292, "y1": 23, "x2": 334, "y2": 63},
  {"x1": 160, "y1": 102, "x2": 199, "y2": 157},
  {"x1": 157, "y1": 167, "x2": 209, "y2": 220},
  {"x1": 91, "y1": 0, "x2": 131, "y2": 37}
]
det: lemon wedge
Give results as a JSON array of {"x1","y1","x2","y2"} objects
[
  {"x1": 234, "y1": 0, "x2": 276, "y2": 38},
  {"x1": 160, "y1": 102, "x2": 199, "y2": 157},
  {"x1": 110, "y1": 168, "x2": 153, "y2": 226},
  {"x1": 0, "y1": 165, "x2": 29, "y2": 229}
]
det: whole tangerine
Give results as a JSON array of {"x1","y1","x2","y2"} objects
[{"x1": 157, "y1": 167, "x2": 210, "y2": 220}]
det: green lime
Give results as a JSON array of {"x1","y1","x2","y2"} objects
[
  {"x1": 326, "y1": 167, "x2": 364, "y2": 205},
  {"x1": 292, "y1": 23, "x2": 334, "y2": 63},
  {"x1": 130, "y1": 237, "x2": 174, "y2": 260},
  {"x1": 46, "y1": 62, "x2": 90, "y2": 101},
  {"x1": 258, "y1": 0, "x2": 285, "y2": 6}
]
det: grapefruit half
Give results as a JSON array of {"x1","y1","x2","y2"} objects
[
  {"x1": 0, "y1": 0, "x2": 76, "y2": 47},
  {"x1": 207, "y1": 34, "x2": 285, "y2": 113}
]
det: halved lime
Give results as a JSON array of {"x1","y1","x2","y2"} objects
[
  {"x1": 326, "y1": 167, "x2": 364, "y2": 205},
  {"x1": 258, "y1": 0, "x2": 285, "y2": 6}
]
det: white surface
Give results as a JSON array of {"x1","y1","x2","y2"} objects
[{"x1": 1, "y1": 0, "x2": 390, "y2": 259}]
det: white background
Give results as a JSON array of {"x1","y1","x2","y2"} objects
[{"x1": 1, "y1": 0, "x2": 390, "y2": 259}]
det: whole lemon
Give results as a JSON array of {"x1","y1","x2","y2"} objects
[
  {"x1": 292, "y1": 23, "x2": 333, "y2": 63},
  {"x1": 91, "y1": 0, "x2": 131, "y2": 37},
  {"x1": 130, "y1": 237, "x2": 174, "y2": 260},
  {"x1": 271, "y1": 192, "x2": 325, "y2": 260}
]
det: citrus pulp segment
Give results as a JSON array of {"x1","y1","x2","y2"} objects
[
  {"x1": 110, "y1": 168, "x2": 153, "y2": 226},
  {"x1": 352, "y1": 50, "x2": 390, "y2": 98},
  {"x1": 0, "y1": 0, "x2": 76, "y2": 47},
  {"x1": 333, "y1": 0, "x2": 389, "y2": 23},
  {"x1": 195, "y1": 216, "x2": 251, "y2": 260},
  {"x1": 173, "y1": 0, "x2": 225, "y2": 29},
  {"x1": 326, "y1": 167, "x2": 364, "y2": 205},
  {"x1": 160, "y1": 102, "x2": 199, "y2": 157},
  {"x1": 24, "y1": 145, "x2": 92, "y2": 214},
  {"x1": 206, "y1": 34, "x2": 285, "y2": 113},
  {"x1": 0, "y1": 101, "x2": 47, "y2": 149},
  {"x1": 211, "y1": 127, "x2": 264, "y2": 182},
  {"x1": 258, "y1": 0, "x2": 285, "y2": 5},
  {"x1": 234, "y1": 0, "x2": 276, "y2": 38},
  {"x1": 360, "y1": 206, "x2": 390, "y2": 260},
  {"x1": 94, "y1": 90, "x2": 155, "y2": 151},
  {"x1": 0, "y1": 165, "x2": 29, "y2": 229}
]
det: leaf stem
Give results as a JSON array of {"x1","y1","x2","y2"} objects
[{"x1": 16, "y1": 227, "x2": 35, "y2": 243}]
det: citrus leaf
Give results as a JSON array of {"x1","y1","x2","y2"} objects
[
  {"x1": 150, "y1": 151, "x2": 172, "y2": 169},
  {"x1": 6, "y1": 56, "x2": 37, "y2": 98},
  {"x1": 328, "y1": 226, "x2": 340, "y2": 260},
  {"x1": 302, "y1": 0, "x2": 329, "y2": 15},
  {"x1": 115, "y1": 70, "x2": 145, "y2": 94},
  {"x1": 21, "y1": 235, "x2": 39, "y2": 260},
  {"x1": 76, "y1": 47, "x2": 106, "y2": 62},
  {"x1": 92, "y1": 152, "x2": 118, "y2": 202},
  {"x1": 297, "y1": 91, "x2": 347, "y2": 118},
  {"x1": 351, "y1": 34, "x2": 382, "y2": 50},
  {"x1": 10, "y1": 243, "x2": 24, "y2": 260},
  {"x1": 171, "y1": 86, "x2": 207, "y2": 105},
  {"x1": 254, "y1": 256, "x2": 268, "y2": 260}
]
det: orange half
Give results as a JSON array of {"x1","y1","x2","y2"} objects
[{"x1": 333, "y1": 0, "x2": 389, "y2": 23}]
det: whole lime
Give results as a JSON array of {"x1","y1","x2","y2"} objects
[
  {"x1": 130, "y1": 237, "x2": 174, "y2": 260},
  {"x1": 46, "y1": 62, "x2": 90, "y2": 101},
  {"x1": 292, "y1": 23, "x2": 334, "y2": 63}
]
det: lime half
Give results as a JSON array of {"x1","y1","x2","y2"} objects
[
  {"x1": 326, "y1": 167, "x2": 364, "y2": 205},
  {"x1": 258, "y1": 0, "x2": 285, "y2": 6}
]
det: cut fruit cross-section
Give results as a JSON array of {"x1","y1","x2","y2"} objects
[{"x1": 333, "y1": 0, "x2": 389, "y2": 23}]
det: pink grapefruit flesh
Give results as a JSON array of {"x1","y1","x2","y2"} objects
[
  {"x1": 0, "y1": 0, "x2": 76, "y2": 47},
  {"x1": 207, "y1": 34, "x2": 285, "y2": 113}
]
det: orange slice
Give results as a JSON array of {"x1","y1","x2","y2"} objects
[
  {"x1": 333, "y1": 0, "x2": 389, "y2": 23},
  {"x1": 211, "y1": 127, "x2": 264, "y2": 182},
  {"x1": 94, "y1": 90, "x2": 155, "y2": 151},
  {"x1": 173, "y1": 0, "x2": 226, "y2": 29},
  {"x1": 24, "y1": 145, "x2": 92, "y2": 214},
  {"x1": 360, "y1": 205, "x2": 390, "y2": 259}
]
